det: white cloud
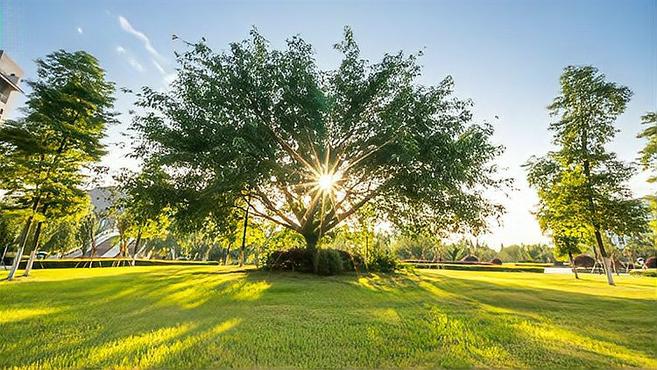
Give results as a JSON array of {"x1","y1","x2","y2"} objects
[
  {"x1": 77, "y1": 27, "x2": 83, "y2": 34},
  {"x1": 128, "y1": 58, "x2": 145, "y2": 72},
  {"x1": 152, "y1": 60, "x2": 165, "y2": 74},
  {"x1": 118, "y1": 16, "x2": 165, "y2": 63},
  {"x1": 114, "y1": 45, "x2": 144, "y2": 72},
  {"x1": 117, "y1": 15, "x2": 171, "y2": 81}
]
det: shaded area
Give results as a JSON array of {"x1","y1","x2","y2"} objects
[{"x1": 0, "y1": 266, "x2": 655, "y2": 368}]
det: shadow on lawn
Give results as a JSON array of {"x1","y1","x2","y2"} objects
[{"x1": 0, "y1": 268, "x2": 655, "y2": 368}]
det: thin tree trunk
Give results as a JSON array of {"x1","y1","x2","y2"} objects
[
  {"x1": 7, "y1": 213, "x2": 36, "y2": 280},
  {"x1": 23, "y1": 203, "x2": 50, "y2": 276},
  {"x1": 23, "y1": 220, "x2": 46, "y2": 277},
  {"x1": 1, "y1": 243, "x2": 10, "y2": 270},
  {"x1": 568, "y1": 251, "x2": 579, "y2": 280},
  {"x1": 224, "y1": 243, "x2": 232, "y2": 265},
  {"x1": 239, "y1": 197, "x2": 251, "y2": 267},
  {"x1": 583, "y1": 158, "x2": 615, "y2": 286},
  {"x1": 89, "y1": 229, "x2": 97, "y2": 268},
  {"x1": 131, "y1": 228, "x2": 143, "y2": 266}
]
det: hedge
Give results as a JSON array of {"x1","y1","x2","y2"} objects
[
  {"x1": 403, "y1": 262, "x2": 544, "y2": 273},
  {"x1": 512, "y1": 262, "x2": 554, "y2": 268},
  {"x1": 629, "y1": 269, "x2": 657, "y2": 278},
  {"x1": 12, "y1": 258, "x2": 220, "y2": 269}
]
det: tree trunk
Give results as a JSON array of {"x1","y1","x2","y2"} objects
[
  {"x1": 568, "y1": 251, "x2": 579, "y2": 280},
  {"x1": 304, "y1": 233, "x2": 318, "y2": 251},
  {"x1": 239, "y1": 197, "x2": 251, "y2": 267},
  {"x1": 23, "y1": 220, "x2": 45, "y2": 277},
  {"x1": 593, "y1": 230, "x2": 615, "y2": 285},
  {"x1": 131, "y1": 228, "x2": 143, "y2": 266},
  {"x1": 583, "y1": 158, "x2": 615, "y2": 286},
  {"x1": 224, "y1": 243, "x2": 232, "y2": 265},
  {"x1": 1, "y1": 243, "x2": 10, "y2": 270},
  {"x1": 304, "y1": 233, "x2": 320, "y2": 273},
  {"x1": 7, "y1": 214, "x2": 36, "y2": 281}
]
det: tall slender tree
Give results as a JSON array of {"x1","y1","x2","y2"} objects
[
  {"x1": 0, "y1": 50, "x2": 116, "y2": 280},
  {"x1": 526, "y1": 66, "x2": 648, "y2": 285}
]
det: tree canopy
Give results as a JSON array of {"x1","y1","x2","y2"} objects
[{"x1": 130, "y1": 28, "x2": 508, "y2": 250}]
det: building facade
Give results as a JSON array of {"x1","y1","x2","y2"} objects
[{"x1": 0, "y1": 50, "x2": 24, "y2": 121}]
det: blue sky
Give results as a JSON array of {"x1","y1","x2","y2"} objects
[{"x1": 2, "y1": 0, "x2": 656, "y2": 247}]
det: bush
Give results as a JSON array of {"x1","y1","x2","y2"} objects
[
  {"x1": 645, "y1": 256, "x2": 657, "y2": 269},
  {"x1": 574, "y1": 254, "x2": 595, "y2": 268},
  {"x1": 315, "y1": 249, "x2": 344, "y2": 276},
  {"x1": 461, "y1": 255, "x2": 479, "y2": 262},
  {"x1": 369, "y1": 251, "x2": 398, "y2": 272},
  {"x1": 336, "y1": 249, "x2": 364, "y2": 272},
  {"x1": 265, "y1": 248, "x2": 360, "y2": 275},
  {"x1": 265, "y1": 248, "x2": 314, "y2": 273},
  {"x1": 490, "y1": 258, "x2": 503, "y2": 265}
]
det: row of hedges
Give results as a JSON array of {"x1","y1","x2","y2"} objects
[
  {"x1": 405, "y1": 262, "x2": 545, "y2": 273},
  {"x1": 629, "y1": 269, "x2": 657, "y2": 278},
  {"x1": 12, "y1": 258, "x2": 220, "y2": 269}
]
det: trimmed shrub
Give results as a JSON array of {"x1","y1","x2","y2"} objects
[
  {"x1": 315, "y1": 249, "x2": 344, "y2": 276},
  {"x1": 574, "y1": 254, "x2": 595, "y2": 268},
  {"x1": 265, "y1": 248, "x2": 360, "y2": 275},
  {"x1": 645, "y1": 256, "x2": 657, "y2": 269},
  {"x1": 461, "y1": 255, "x2": 479, "y2": 262},
  {"x1": 265, "y1": 248, "x2": 314, "y2": 273},
  {"x1": 490, "y1": 258, "x2": 503, "y2": 265}
]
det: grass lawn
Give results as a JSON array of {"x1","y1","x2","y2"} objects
[{"x1": 1, "y1": 266, "x2": 655, "y2": 368}]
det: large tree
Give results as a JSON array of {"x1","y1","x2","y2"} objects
[
  {"x1": 130, "y1": 28, "x2": 508, "y2": 252},
  {"x1": 526, "y1": 66, "x2": 648, "y2": 285},
  {"x1": 0, "y1": 50, "x2": 116, "y2": 280}
]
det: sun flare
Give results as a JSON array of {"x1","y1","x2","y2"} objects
[{"x1": 317, "y1": 173, "x2": 339, "y2": 192}]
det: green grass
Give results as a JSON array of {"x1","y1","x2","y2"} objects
[{"x1": 1, "y1": 266, "x2": 655, "y2": 368}]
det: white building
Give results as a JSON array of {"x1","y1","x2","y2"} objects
[{"x1": 0, "y1": 50, "x2": 24, "y2": 121}]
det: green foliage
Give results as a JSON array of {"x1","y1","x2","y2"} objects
[
  {"x1": 368, "y1": 249, "x2": 398, "y2": 272},
  {"x1": 130, "y1": 28, "x2": 508, "y2": 250},
  {"x1": 497, "y1": 243, "x2": 555, "y2": 263},
  {"x1": 392, "y1": 233, "x2": 442, "y2": 260},
  {"x1": 638, "y1": 112, "x2": 657, "y2": 182},
  {"x1": 526, "y1": 66, "x2": 649, "y2": 267}
]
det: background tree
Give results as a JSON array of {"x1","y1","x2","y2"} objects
[
  {"x1": 637, "y1": 112, "x2": 657, "y2": 182},
  {"x1": 0, "y1": 50, "x2": 115, "y2": 280},
  {"x1": 130, "y1": 28, "x2": 508, "y2": 258},
  {"x1": 525, "y1": 65, "x2": 648, "y2": 285}
]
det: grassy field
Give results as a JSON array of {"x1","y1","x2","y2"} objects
[{"x1": 1, "y1": 266, "x2": 655, "y2": 368}]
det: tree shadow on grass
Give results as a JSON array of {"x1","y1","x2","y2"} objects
[
  {"x1": 353, "y1": 271, "x2": 657, "y2": 368},
  {"x1": 0, "y1": 267, "x2": 655, "y2": 368}
]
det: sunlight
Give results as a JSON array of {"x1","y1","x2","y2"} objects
[{"x1": 316, "y1": 172, "x2": 339, "y2": 193}]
